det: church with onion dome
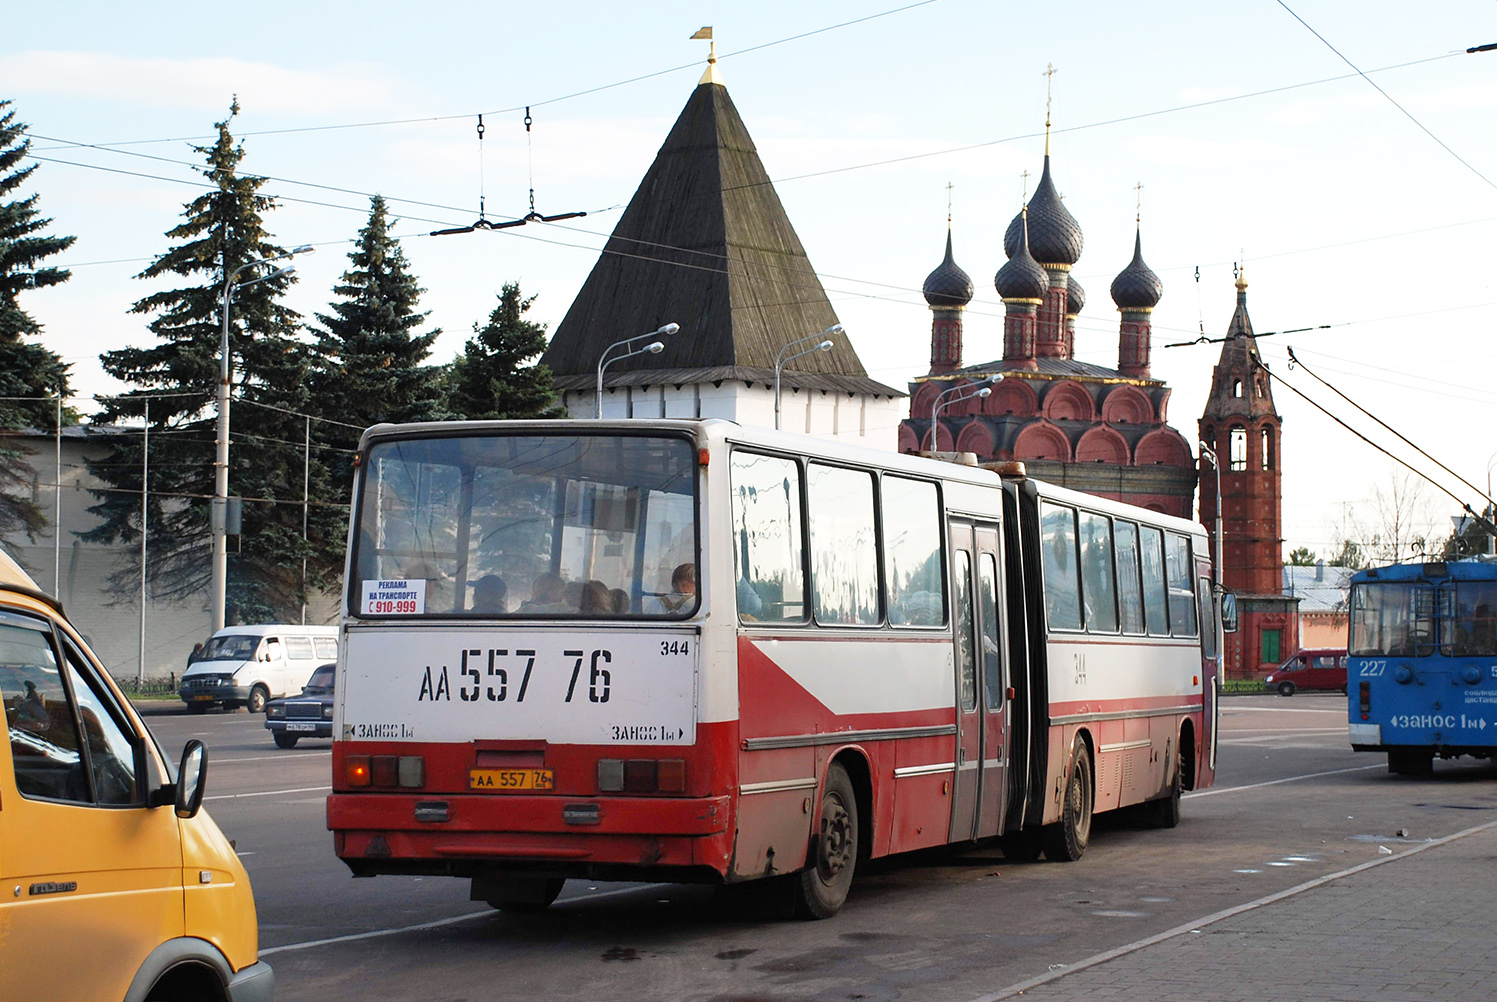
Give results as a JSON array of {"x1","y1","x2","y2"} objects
[{"x1": 897, "y1": 150, "x2": 1198, "y2": 519}]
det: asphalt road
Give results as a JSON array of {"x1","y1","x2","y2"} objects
[{"x1": 140, "y1": 693, "x2": 1497, "y2": 1002}]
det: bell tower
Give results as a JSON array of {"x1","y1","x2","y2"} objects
[{"x1": 1198, "y1": 269, "x2": 1297, "y2": 676}]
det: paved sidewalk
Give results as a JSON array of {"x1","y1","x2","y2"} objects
[{"x1": 974, "y1": 821, "x2": 1497, "y2": 1002}]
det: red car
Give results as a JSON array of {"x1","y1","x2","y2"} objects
[{"x1": 1264, "y1": 648, "x2": 1347, "y2": 696}]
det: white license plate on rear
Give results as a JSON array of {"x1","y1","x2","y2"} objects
[{"x1": 285, "y1": 723, "x2": 318, "y2": 732}]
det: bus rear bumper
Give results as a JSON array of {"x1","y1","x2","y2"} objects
[{"x1": 328, "y1": 792, "x2": 733, "y2": 877}]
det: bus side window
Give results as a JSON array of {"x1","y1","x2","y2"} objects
[
  {"x1": 1115, "y1": 521, "x2": 1146, "y2": 634},
  {"x1": 1164, "y1": 533, "x2": 1199, "y2": 637},
  {"x1": 807, "y1": 463, "x2": 879, "y2": 627},
  {"x1": 1040, "y1": 503, "x2": 1081, "y2": 631},
  {"x1": 881, "y1": 476, "x2": 945, "y2": 627},
  {"x1": 1077, "y1": 511, "x2": 1118, "y2": 633},
  {"x1": 1139, "y1": 526, "x2": 1169, "y2": 636},
  {"x1": 730, "y1": 451, "x2": 806, "y2": 624}
]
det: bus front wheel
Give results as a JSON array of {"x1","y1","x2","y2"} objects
[
  {"x1": 1042, "y1": 739, "x2": 1093, "y2": 862},
  {"x1": 794, "y1": 763, "x2": 858, "y2": 919}
]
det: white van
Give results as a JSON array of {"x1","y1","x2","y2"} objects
[{"x1": 178, "y1": 625, "x2": 338, "y2": 713}]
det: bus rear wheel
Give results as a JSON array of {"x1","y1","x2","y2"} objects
[
  {"x1": 1042, "y1": 739, "x2": 1093, "y2": 862},
  {"x1": 793, "y1": 763, "x2": 858, "y2": 919},
  {"x1": 479, "y1": 876, "x2": 565, "y2": 913},
  {"x1": 1388, "y1": 749, "x2": 1433, "y2": 776}
]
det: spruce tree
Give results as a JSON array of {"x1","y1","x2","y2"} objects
[
  {"x1": 446, "y1": 282, "x2": 561, "y2": 420},
  {"x1": 85, "y1": 100, "x2": 315, "y2": 622},
  {"x1": 0, "y1": 99, "x2": 74, "y2": 542},
  {"x1": 306, "y1": 194, "x2": 443, "y2": 578}
]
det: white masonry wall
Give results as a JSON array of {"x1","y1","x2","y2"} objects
[{"x1": 563, "y1": 382, "x2": 902, "y2": 452}]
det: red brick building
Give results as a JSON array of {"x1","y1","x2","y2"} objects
[
  {"x1": 1198, "y1": 271, "x2": 1299, "y2": 678},
  {"x1": 898, "y1": 154, "x2": 1197, "y2": 517}
]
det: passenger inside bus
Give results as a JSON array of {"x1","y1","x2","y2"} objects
[
  {"x1": 650, "y1": 562, "x2": 696, "y2": 613},
  {"x1": 520, "y1": 572, "x2": 566, "y2": 613},
  {"x1": 579, "y1": 580, "x2": 612, "y2": 615},
  {"x1": 470, "y1": 575, "x2": 507, "y2": 614}
]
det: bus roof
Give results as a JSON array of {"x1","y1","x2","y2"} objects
[{"x1": 1351, "y1": 559, "x2": 1497, "y2": 584}]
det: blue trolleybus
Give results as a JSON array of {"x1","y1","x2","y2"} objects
[{"x1": 1348, "y1": 559, "x2": 1497, "y2": 774}]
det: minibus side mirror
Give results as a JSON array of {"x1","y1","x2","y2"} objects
[
  {"x1": 175, "y1": 739, "x2": 208, "y2": 819},
  {"x1": 1221, "y1": 592, "x2": 1239, "y2": 634}
]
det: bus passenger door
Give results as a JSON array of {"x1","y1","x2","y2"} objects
[
  {"x1": 948, "y1": 523, "x2": 982, "y2": 842},
  {"x1": 1197, "y1": 568, "x2": 1219, "y2": 788},
  {"x1": 974, "y1": 526, "x2": 1008, "y2": 840}
]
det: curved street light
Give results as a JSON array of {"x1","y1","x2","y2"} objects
[
  {"x1": 774, "y1": 324, "x2": 841, "y2": 430},
  {"x1": 595, "y1": 323, "x2": 679, "y2": 418},
  {"x1": 924, "y1": 374, "x2": 1001, "y2": 451},
  {"x1": 212, "y1": 244, "x2": 314, "y2": 634}
]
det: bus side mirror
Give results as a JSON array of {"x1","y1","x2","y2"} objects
[
  {"x1": 175, "y1": 739, "x2": 208, "y2": 819},
  {"x1": 1221, "y1": 592, "x2": 1239, "y2": 634}
]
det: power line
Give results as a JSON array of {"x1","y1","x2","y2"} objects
[
  {"x1": 27, "y1": 2, "x2": 941, "y2": 149},
  {"x1": 1274, "y1": 0, "x2": 1497, "y2": 191},
  {"x1": 1284, "y1": 347, "x2": 1494, "y2": 508}
]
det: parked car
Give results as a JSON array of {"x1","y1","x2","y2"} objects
[
  {"x1": 264, "y1": 663, "x2": 335, "y2": 747},
  {"x1": 179, "y1": 624, "x2": 337, "y2": 713},
  {"x1": 1264, "y1": 648, "x2": 1347, "y2": 696},
  {"x1": 0, "y1": 546, "x2": 273, "y2": 1002}
]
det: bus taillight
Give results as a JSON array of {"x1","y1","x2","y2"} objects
[
  {"x1": 1359, "y1": 681, "x2": 1371, "y2": 720},
  {"x1": 598, "y1": 758, "x2": 686, "y2": 793},
  {"x1": 346, "y1": 754, "x2": 424, "y2": 788}
]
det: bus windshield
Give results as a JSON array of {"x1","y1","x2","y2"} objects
[
  {"x1": 1350, "y1": 581, "x2": 1440, "y2": 657},
  {"x1": 350, "y1": 432, "x2": 698, "y2": 618}
]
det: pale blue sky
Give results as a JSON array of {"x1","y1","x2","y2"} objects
[{"x1": 6, "y1": 0, "x2": 1497, "y2": 555}]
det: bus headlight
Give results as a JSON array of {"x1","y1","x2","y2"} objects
[
  {"x1": 1461, "y1": 665, "x2": 1483, "y2": 685},
  {"x1": 1394, "y1": 665, "x2": 1414, "y2": 684}
]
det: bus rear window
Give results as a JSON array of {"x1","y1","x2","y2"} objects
[{"x1": 351, "y1": 433, "x2": 698, "y2": 618}]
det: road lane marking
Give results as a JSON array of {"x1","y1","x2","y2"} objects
[
  {"x1": 1183, "y1": 763, "x2": 1383, "y2": 799},
  {"x1": 966, "y1": 817, "x2": 1497, "y2": 1002},
  {"x1": 215, "y1": 753, "x2": 331, "y2": 765},
  {"x1": 258, "y1": 884, "x2": 673, "y2": 956},
  {"x1": 206, "y1": 785, "x2": 331, "y2": 801}
]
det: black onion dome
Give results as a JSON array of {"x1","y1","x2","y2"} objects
[
  {"x1": 923, "y1": 231, "x2": 974, "y2": 307},
  {"x1": 1003, "y1": 156, "x2": 1083, "y2": 265},
  {"x1": 1110, "y1": 228, "x2": 1163, "y2": 309},
  {"x1": 1066, "y1": 275, "x2": 1085, "y2": 315},
  {"x1": 995, "y1": 212, "x2": 1050, "y2": 301}
]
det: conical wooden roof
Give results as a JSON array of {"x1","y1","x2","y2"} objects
[{"x1": 542, "y1": 79, "x2": 898, "y2": 396}]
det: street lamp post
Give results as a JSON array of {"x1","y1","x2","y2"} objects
[
  {"x1": 774, "y1": 325, "x2": 841, "y2": 430},
  {"x1": 595, "y1": 322, "x2": 679, "y2": 418},
  {"x1": 924, "y1": 375, "x2": 1001, "y2": 451},
  {"x1": 212, "y1": 245, "x2": 313, "y2": 634}
]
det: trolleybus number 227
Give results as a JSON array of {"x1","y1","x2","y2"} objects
[{"x1": 416, "y1": 648, "x2": 615, "y2": 704}]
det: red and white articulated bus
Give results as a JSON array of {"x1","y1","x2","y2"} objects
[{"x1": 327, "y1": 419, "x2": 1221, "y2": 918}]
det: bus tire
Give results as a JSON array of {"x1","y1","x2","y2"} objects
[
  {"x1": 1388, "y1": 749, "x2": 1433, "y2": 776},
  {"x1": 999, "y1": 829, "x2": 1044, "y2": 862},
  {"x1": 482, "y1": 876, "x2": 565, "y2": 913},
  {"x1": 1042, "y1": 739, "x2": 1093, "y2": 862},
  {"x1": 793, "y1": 763, "x2": 858, "y2": 919},
  {"x1": 1142, "y1": 758, "x2": 1182, "y2": 829},
  {"x1": 1277, "y1": 681, "x2": 1296, "y2": 697}
]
